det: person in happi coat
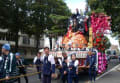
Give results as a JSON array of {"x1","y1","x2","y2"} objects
[
  {"x1": 85, "y1": 49, "x2": 97, "y2": 83},
  {"x1": 15, "y1": 52, "x2": 28, "y2": 83},
  {"x1": 68, "y1": 53, "x2": 79, "y2": 83},
  {"x1": 61, "y1": 57, "x2": 68, "y2": 83},
  {"x1": 1, "y1": 44, "x2": 18, "y2": 83},
  {"x1": 41, "y1": 47, "x2": 56, "y2": 83},
  {"x1": 56, "y1": 52, "x2": 69, "y2": 80},
  {"x1": 33, "y1": 49, "x2": 43, "y2": 80},
  {"x1": 0, "y1": 53, "x2": 4, "y2": 83}
]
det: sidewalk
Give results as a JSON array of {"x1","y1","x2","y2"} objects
[{"x1": 96, "y1": 64, "x2": 120, "y2": 83}]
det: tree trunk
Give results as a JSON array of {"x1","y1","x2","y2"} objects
[
  {"x1": 36, "y1": 37, "x2": 39, "y2": 54},
  {"x1": 15, "y1": 32, "x2": 19, "y2": 52},
  {"x1": 49, "y1": 37, "x2": 52, "y2": 50}
]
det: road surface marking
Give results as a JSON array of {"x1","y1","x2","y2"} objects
[{"x1": 96, "y1": 64, "x2": 120, "y2": 81}]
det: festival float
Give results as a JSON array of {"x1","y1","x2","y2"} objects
[
  {"x1": 51, "y1": 8, "x2": 111, "y2": 73},
  {"x1": 91, "y1": 13, "x2": 111, "y2": 74}
]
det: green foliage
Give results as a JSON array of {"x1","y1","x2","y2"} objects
[
  {"x1": 49, "y1": 14, "x2": 69, "y2": 24},
  {"x1": 49, "y1": 14, "x2": 70, "y2": 36},
  {"x1": 27, "y1": 0, "x2": 71, "y2": 37},
  {"x1": 0, "y1": 0, "x2": 71, "y2": 50},
  {"x1": 104, "y1": 36, "x2": 111, "y2": 50},
  {"x1": 0, "y1": 0, "x2": 30, "y2": 51}
]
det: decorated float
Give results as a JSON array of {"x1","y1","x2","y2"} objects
[{"x1": 51, "y1": 8, "x2": 111, "y2": 73}]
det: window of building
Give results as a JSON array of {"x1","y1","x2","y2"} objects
[{"x1": 23, "y1": 36, "x2": 30, "y2": 45}]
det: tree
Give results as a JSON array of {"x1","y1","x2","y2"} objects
[
  {"x1": 0, "y1": 0, "x2": 29, "y2": 52},
  {"x1": 26, "y1": 0, "x2": 47, "y2": 52},
  {"x1": 0, "y1": 0, "x2": 71, "y2": 51},
  {"x1": 104, "y1": 36, "x2": 111, "y2": 50},
  {"x1": 45, "y1": 0, "x2": 71, "y2": 49}
]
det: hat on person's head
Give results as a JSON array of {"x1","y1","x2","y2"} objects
[
  {"x1": 39, "y1": 49, "x2": 43, "y2": 53},
  {"x1": 2, "y1": 44, "x2": 11, "y2": 51},
  {"x1": 15, "y1": 52, "x2": 21, "y2": 56}
]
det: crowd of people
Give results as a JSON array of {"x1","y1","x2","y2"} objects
[{"x1": 0, "y1": 43, "x2": 97, "y2": 83}]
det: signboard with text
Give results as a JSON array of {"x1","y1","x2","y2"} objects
[{"x1": 50, "y1": 51, "x2": 88, "y2": 58}]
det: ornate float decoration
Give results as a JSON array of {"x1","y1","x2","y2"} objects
[
  {"x1": 62, "y1": 25, "x2": 88, "y2": 48},
  {"x1": 62, "y1": 8, "x2": 89, "y2": 49},
  {"x1": 91, "y1": 12, "x2": 111, "y2": 74}
]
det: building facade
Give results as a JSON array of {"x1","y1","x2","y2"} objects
[{"x1": 0, "y1": 29, "x2": 44, "y2": 59}]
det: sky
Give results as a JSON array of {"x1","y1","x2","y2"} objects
[
  {"x1": 65, "y1": 0, "x2": 120, "y2": 48},
  {"x1": 65, "y1": 0, "x2": 87, "y2": 13}
]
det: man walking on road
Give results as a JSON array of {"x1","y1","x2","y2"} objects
[{"x1": 41, "y1": 47, "x2": 56, "y2": 83}]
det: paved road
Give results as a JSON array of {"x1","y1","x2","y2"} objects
[
  {"x1": 96, "y1": 63, "x2": 120, "y2": 83},
  {"x1": 15, "y1": 59, "x2": 120, "y2": 83}
]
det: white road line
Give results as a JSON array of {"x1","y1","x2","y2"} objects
[{"x1": 96, "y1": 64, "x2": 120, "y2": 81}]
